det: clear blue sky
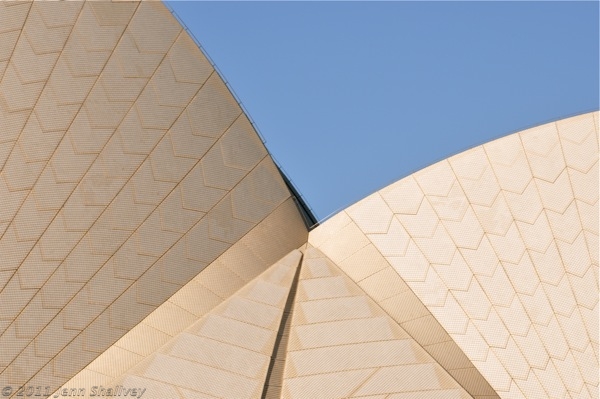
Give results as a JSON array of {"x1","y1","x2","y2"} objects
[{"x1": 167, "y1": 1, "x2": 599, "y2": 221}]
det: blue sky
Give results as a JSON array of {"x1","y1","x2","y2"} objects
[{"x1": 167, "y1": 1, "x2": 599, "y2": 221}]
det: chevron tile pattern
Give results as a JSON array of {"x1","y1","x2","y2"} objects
[
  {"x1": 281, "y1": 246, "x2": 473, "y2": 399},
  {"x1": 54, "y1": 197, "x2": 308, "y2": 396},
  {"x1": 0, "y1": 2, "x2": 307, "y2": 393},
  {"x1": 0, "y1": 2, "x2": 597, "y2": 398},
  {"x1": 311, "y1": 111, "x2": 599, "y2": 399},
  {"x1": 66, "y1": 249, "x2": 302, "y2": 399},
  {"x1": 308, "y1": 212, "x2": 498, "y2": 399}
]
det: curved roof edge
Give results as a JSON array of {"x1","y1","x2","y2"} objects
[
  {"x1": 162, "y1": 1, "x2": 318, "y2": 228},
  {"x1": 320, "y1": 109, "x2": 600, "y2": 224}
]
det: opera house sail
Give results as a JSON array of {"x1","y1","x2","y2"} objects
[{"x1": 0, "y1": 2, "x2": 597, "y2": 399}]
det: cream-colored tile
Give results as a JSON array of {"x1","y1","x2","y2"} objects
[
  {"x1": 584, "y1": 231, "x2": 598, "y2": 265},
  {"x1": 556, "y1": 113, "x2": 597, "y2": 143},
  {"x1": 308, "y1": 211, "x2": 352, "y2": 247},
  {"x1": 441, "y1": 207, "x2": 485, "y2": 250},
  {"x1": 449, "y1": 321, "x2": 490, "y2": 363},
  {"x1": 358, "y1": 266, "x2": 408, "y2": 302},
  {"x1": 532, "y1": 360, "x2": 568, "y2": 399},
  {"x1": 491, "y1": 337, "x2": 530, "y2": 380},
  {"x1": 168, "y1": 280, "x2": 222, "y2": 317},
  {"x1": 142, "y1": 302, "x2": 197, "y2": 337},
  {"x1": 512, "y1": 326, "x2": 549, "y2": 370},
  {"x1": 428, "y1": 294, "x2": 469, "y2": 335},
  {"x1": 577, "y1": 199, "x2": 599, "y2": 236},
  {"x1": 379, "y1": 175, "x2": 424, "y2": 215},
  {"x1": 318, "y1": 220, "x2": 370, "y2": 265},
  {"x1": 220, "y1": 296, "x2": 281, "y2": 330},
  {"x1": 293, "y1": 317, "x2": 395, "y2": 349},
  {"x1": 387, "y1": 241, "x2": 431, "y2": 283},
  {"x1": 472, "y1": 194, "x2": 513, "y2": 237},
  {"x1": 556, "y1": 309, "x2": 591, "y2": 353},
  {"x1": 449, "y1": 146, "x2": 489, "y2": 180},
  {"x1": 459, "y1": 236, "x2": 499, "y2": 277},
  {"x1": 135, "y1": 213, "x2": 181, "y2": 258},
  {"x1": 432, "y1": 251, "x2": 473, "y2": 292},
  {"x1": 300, "y1": 276, "x2": 351, "y2": 301},
  {"x1": 339, "y1": 244, "x2": 390, "y2": 283},
  {"x1": 572, "y1": 344, "x2": 599, "y2": 386},
  {"x1": 487, "y1": 223, "x2": 526, "y2": 265},
  {"x1": 408, "y1": 268, "x2": 448, "y2": 308},
  {"x1": 503, "y1": 179, "x2": 544, "y2": 224},
  {"x1": 428, "y1": 181, "x2": 469, "y2": 222},
  {"x1": 485, "y1": 134, "x2": 532, "y2": 194},
  {"x1": 472, "y1": 307, "x2": 511, "y2": 349},
  {"x1": 380, "y1": 290, "x2": 431, "y2": 324},
  {"x1": 0, "y1": 2, "x2": 30, "y2": 33},
  {"x1": 453, "y1": 279, "x2": 492, "y2": 321},
  {"x1": 512, "y1": 374, "x2": 546, "y2": 399},
  {"x1": 60, "y1": 369, "x2": 113, "y2": 396},
  {"x1": 557, "y1": 114, "x2": 598, "y2": 173},
  {"x1": 0, "y1": 62, "x2": 44, "y2": 113},
  {"x1": 128, "y1": 2, "x2": 181, "y2": 53},
  {"x1": 568, "y1": 267, "x2": 599, "y2": 311},
  {"x1": 543, "y1": 275, "x2": 577, "y2": 318},
  {"x1": 167, "y1": 333, "x2": 269, "y2": 380},
  {"x1": 194, "y1": 262, "x2": 245, "y2": 299},
  {"x1": 243, "y1": 279, "x2": 289, "y2": 308},
  {"x1": 535, "y1": 170, "x2": 574, "y2": 214},
  {"x1": 520, "y1": 122, "x2": 564, "y2": 182},
  {"x1": 353, "y1": 364, "x2": 445, "y2": 396},
  {"x1": 568, "y1": 162, "x2": 598, "y2": 205},
  {"x1": 495, "y1": 296, "x2": 531, "y2": 338},
  {"x1": 192, "y1": 314, "x2": 274, "y2": 355},
  {"x1": 536, "y1": 316, "x2": 570, "y2": 360},
  {"x1": 179, "y1": 165, "x2": 228, "y2": 213},
  {"x1": 298, "y1": 296, "x2": 373, "y2": 325},
  {"x1": 143, "y1": 353, "x2": 259, "y2": 399},
  {"x1": 86, "y1": 345, "x2": 144, "y2": 378},
  {"x1": 367, "y1": 216, "x2": 411, "y2": 257},
  {"x1": 289, "y1": 340, "x2": 418, "y2": 376},
  {"x1": 219, "y1": 117, "x2": 268, "y2": 172},
  {"x1": 413, "y1": 223, "x2": 456, "y2": 265},
  {"x1": 346, "y1": 193, "x2": 393, "y2": 234},
  {"x1": 115, "y1": 322, "x2": 171, "y2": 357},
  {"x1": 414, "y1": 159, "x2": 456, "y2": 197},
  {"x1": 546, "y1": 201, "x2": 583, "y2": 243},
  {"x1": 116, "y1": 375, "x2": 183, "y2": 399},
  {"x1": 502, "y1": 255, "x2": 539, "y2": 296},
  {"x1": 471, "y1": 350, "x2": 512, "y2": 393},
  {"x1": 16, "y1": 247, "x2": 60, "y2": 291},
  {"x1": 477, "y1": 264, "x2": 516, "y2": 308},
  {"x1": 516, "y1": 212, "x2": 553, "y2": 253},
  {"x1": 283, "y1": 369, "x2": 373, "y2": 399},
  {"x1": 187, "y1": 74, "x2": 241, "y2": 138},
  {"x1": 553, "y1": 350, "x2": 585, "y2": 394},
  {"x1": 396, "y1": 199, "x2": 439, "y2": 238},
  {"x1": 303, "y1": 256, "x2": 333, "y2": 279},
  {"x1": 167, "y1": 33, "x2": 213, "y2": 85},
  {"x1": 0, "y1": 273, "x2": 37, "y2": 322},
  {"x1": 456, "y1": 167, "x2": 501, "y2": 208},
  {"x1": 556, "y1": 232, "x2": 592, "y2": 278},
  {"x1": 529, "y1": 242, "x2": 564, "y2": 286},
  {"x1": 169, "y1": 116, "x2": 214, "y2": 160}
]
